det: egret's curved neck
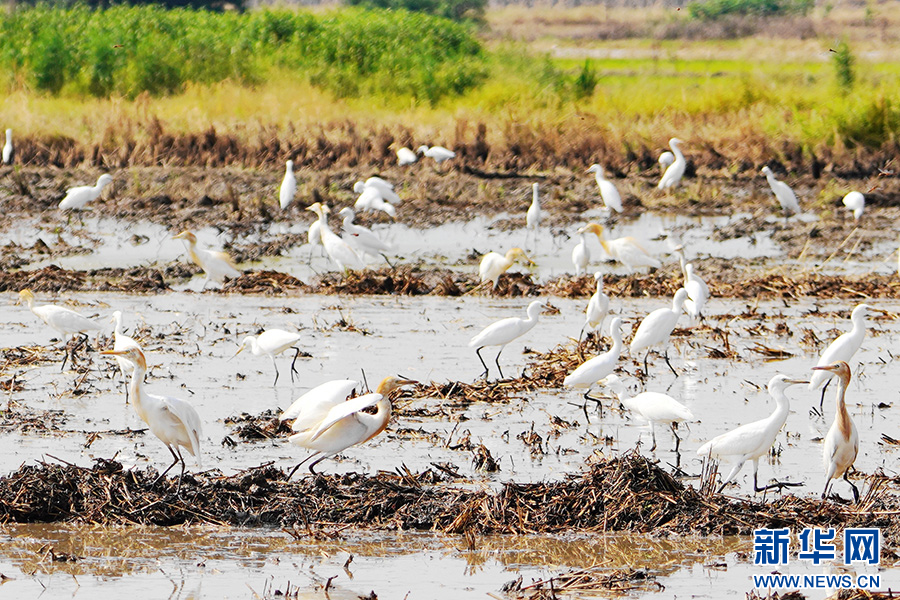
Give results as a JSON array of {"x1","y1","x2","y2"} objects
[
  {"x1": 671, "y1": 142, "x2": 684, "y2": 161},
  {"x1": 595, "y1": 280, "x2": 603, "y2": 294},
  {"x1": 127, "y1": 361, "x2": 149, "y2": 422},
  {"x1": 23, "y1": 296, "x2": 36, "y2": 311},
  {"x1": 342, "y1": 215, "x2": 353, "y2": 227},
  {"x1": 850, "y1": 312, "x2": 867, "y2": 333},
  {"x1": 362, "y1": 398, "x2": 392, "y2": 443},
  {"x1": 769, "y1": 390, "x2": 791, "y2": 428},
  {"x1": 834, "y1": 376, "x2": 852, "y2": 438},
  {"x1": 113, "y1": 316, "x2": 124, "y2": 337},
  {"x1": 610, "y1": 329, "x2": 623, "y2": 353},
  {"x1": 672, "y1": 296, "x2": 685, "y2": 312}
]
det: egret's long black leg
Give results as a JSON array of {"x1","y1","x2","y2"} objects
[
  {"x1": 290, "y1": 347, "x2": 301, "y2": 383},
  {"x1": 475, "y1": 347, "x2": 490, "y2": 379},
  {"x1": 494, "y1": 348, "x2": 505, "y2": 380}
]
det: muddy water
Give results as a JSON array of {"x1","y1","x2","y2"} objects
[{"x1": 2, "y1": 291, "x2": 900, "y2": 596}]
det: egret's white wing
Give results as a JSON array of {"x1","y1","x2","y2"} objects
[
  {"x1": 310, "y1": 392, "x2": 382, "y2": 441},
  {"x1": 281, "y1": 379, "x2": 359, "y2": 424}
]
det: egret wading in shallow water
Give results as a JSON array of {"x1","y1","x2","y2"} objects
[
  {"x1": 657, "y1": 138, "x2": 685, "y2": 190},
  {"x1": 59, "y1": 174, "x2": 113, "y2": 210},
  {"x1": 2, "y1": 128, "x2": 13, "y2": 164},
  {"x1": 587, "y1": 164, "x2": 623, "y2": 213},
  {"x1": 173, "y1": 231, "x2": 241, "y2": 289},
  {"x1": 110, "y1": 310, "x2": 140, "y2": 402},
  {"x1": 306, "y1": 202, "x2": 328, "y2": 263},
  {"x1": 101, "y1": 346, "x2": 202, "y2": 494},
  {"x1": 630, "y1": 288, "x2": 688, "y2": 377},
  {"x1": 588, "y1": 223, "x2": 661, "y2": 272},
  {"x1": 469, "y1": 300, "x2": 546, "y2": 380},
  {"x1": 808, "y1": 304, "x2": 878, "y2": 412},
  {"x1": 396, "y1": 146, "x2": 418, "y2": 166},
  {"x1": 579, "y1": 271, "x2": 609, "y2": 344},
  {"x1": 478, "y1": 247, "x2": 533, "y2": 290},
  {"x1": 683, "y1": 263, "x2": 710, "y2": 322},
  {"x1": 602, "y1": 374, "x2": 694, "y2": 452},
  {"x1": 235, "y1": 329, "x2": 305, "y2": 386},
  {"x1": 761, "y1": 166, "x2": 800, "y2": 217},
  {"x1": 564, "y1": 317, "x2": 623, "y2": 414},
  {"x1": 526, "y1": 182, "x2": 541, "y2": 249},
  {"x1": 417, "y1": 145, "x2": 455, "y2": 164},
  {"x1": 285, "y1": 375, "x2": 417, "y2": 476},
  {"x1": 279, "y1": 160, "x2": 296, "y2": 210},
  {"x1": 17, "y1": 289, "x2": 103, "y2": 371},
  {"x1": 842, "y1": 191, "x2": 865, "y2": 220},
  {"x1": 572, "y1": 224, "x2": 601, "y2": 276},
  {"x1": 306, "y1": 202, "x2": 363, "y2": 273},
  {"x1": 697, "y1": 374, "x2": 808, "y2": 494},
  {"x1": 814, "y1": 361, "x2": 860, "y2": 502},
  {"x1": 339, "y1": 207, "x2": 393, "y2": 266}
]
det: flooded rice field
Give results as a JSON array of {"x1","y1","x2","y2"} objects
[{"x1": 2, "y1": 168, "x2": 900, "y2": 598}]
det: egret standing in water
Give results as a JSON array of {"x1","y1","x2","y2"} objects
[
  {"x1": 564, "y1": 317, "x2": 623, "y2": 413},
  {"x1": 602, "y1": 374, "x2": 694, "y2": 451},
  {"x1": 587, "y1": 164, "x2": 623, "y2": 213},
  {"x1": 657, "y1": 138, "x2": 686, "y2": 190},
  {"x1": 235, "y1": 329, "x2": 305, "y2": 386},
  {"x1": 101, "y1": 346, "x2": 202, "y2": 493},
  {"x1": 59, "y1": 174, "x2": 113, "y2": 210},
  {"x1": 630, "y1": 288, "x2": 688, "y2": 377},
  {"x1": 761, "y1": 166, "x2": 800, "y2": 216},
  {"x1": 478, "y1": 247, "x2": 533, "y2": 290},
  {"x1": 279, "y1": 160, "x2": 296, "y2": 210},
  {"x1": 842, "y1": 191, "x2": 865, "y2": 220},
  {"x1": 17, "y1": 289, "x2": 103, "y2": 371},
  {"x1": 814, "y1": 361, "x2": 860, "y2": 502},
  {"x1": 2, "y1": 128, "x2": 13, "y2": 164},
  {"x1": 306, "y1": 202, "x2": 363, "y2": 273},
  {"x1": 173, "y1": 231, "x2": 241, "y2": 289},
  {"x1": 808, "y1": 304, "x2": 876, "y2": 412},
  {"x1": 572, "y1": 224, "x2": 600, "y2": 276},
  {"x1": 338, "y1": 207, "x2": 392, "y2": 266},
  {"x1": 353, "y1": 181, "x2": 397, "y2": 218},
  {"x1": 587, "y1": 223, "x2": 661, "y2": 272},
  {"x1": 683, "y1": 263, "x2": 710, "y2": 322},
  {"x1": 110, "y1": 310, "x2": 140, "y2": 402},
  {"x1": 285, "y1": 375, "x2": 417, "y2": 476},
  {"x1": 469, "y1": 300, "x2": 546, "y2": 380},
  {"x1": 697, "y1": 374, "x2": 808, "y2": 494},
  {"x1": 579, "y1": 272, "x2": 610, "y2": 344},
  {"x1": 526, "y1": 182, "x2": 541, "y2": 249}
]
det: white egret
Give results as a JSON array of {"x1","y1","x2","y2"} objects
[
  {"x1": 630, "y1": 288, "x2": 688, "y2": 377},
  {"x1": 236, "y1": 329, "x2": 305, "y2": 386},
  {"x1": 658, "y1": 151, "x2": 674, "y2": 170},
  {"x1": 417, "y1": 145, "x2": 456, "y2": 163},
  {"x1": 306, "y1": 202, "x2": 363, "y2": 273},
  {"x1": 469, "y1": 300, "x2": 546, "y2": 379},
  {"x1": 842, "y1": 191, "x2": 865, "y2": 220},
  {"x1": 657, "y1": 138, "x2": 686, "y2": 190},
  {"x1": 173, "y1": 231, "x2": 241, "y2": 288},
  {"x1": 353, "y1": 182, "x2": 397, "y2": 218},
  {"x1": 808, "y1": 304, "x2": 875, "y2": 411},
  {"x1": 814, "y1": 361, "x2": 859, "y2": 502},
  {"x1": 579, "y1": 271, "x2": 610, "y2": 344},
  {"x1": 338, "y1": 207, "x2": 392, "y2": 266},
  {"x1": 280, "y1": 379, "x2": 360, "y2": 422},
  {"x1": 2, "y1": 128, "x2": 13, "y2": 164},
  {"x1": 478, "y1": 247, "x2": 533, "y2": 290},
  {"x1": 286, "y1": 375, "x2": 417, "y2": 475},
  {"x1": 101, "y1": 346, "x2": 202, "y2": 493},
  {"x1": 589, "y1": 223, "x2": 662, "y2": 272},
  {"x1": 697, "y1": 374, "x2": 808, "y2": 494},
  {"x1": 306, "y1": 202, "x2": 328, "y2": 262},
  {"x1": 396, "y1": 146, "x2": 418, "y2": 166},
  {"x1": 526, "y1": 182, "x2": 541, "y2": 248},
  {"x1": 564, "y1": 317, "x2": 623, "y2": 411},
  {"x1": 279, "y1": 160, "x2": 296, "y2": 210},
  {"x1": 761, "y1": 166, "x2": 800, "y2": 216},
  {"x1": 683, "y1": 263, "x2": 710, "y2": 321},
  {"x1": 110, "y1": 310, "x2": 140, "y2": 402},
  {"x1": 357, "y1": 177, "x2": 401, "y2": 205},
  {"x1": 17, "y1": 289, "x2": 103, "y2": 371},
  {"x1": 587, "y1": 164, "x2": 623, "y2": 213},
  {"x1": 59, "y1": 174, "x2": 113, "y2": 210},
  {"x1": 571, "y1": 224, "x2": 598, "y2": 276},
  {"x1": 602, "y1": 374, "x2": 694, "y2": 451}
]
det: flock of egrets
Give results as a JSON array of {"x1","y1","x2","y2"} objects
[{"x1": 9, "y1": 133, "x2": 880, "y2": 502}]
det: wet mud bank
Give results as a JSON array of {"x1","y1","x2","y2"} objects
[{"x1": 2, "y1": 453, "x2": 898, "y2": 546}]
